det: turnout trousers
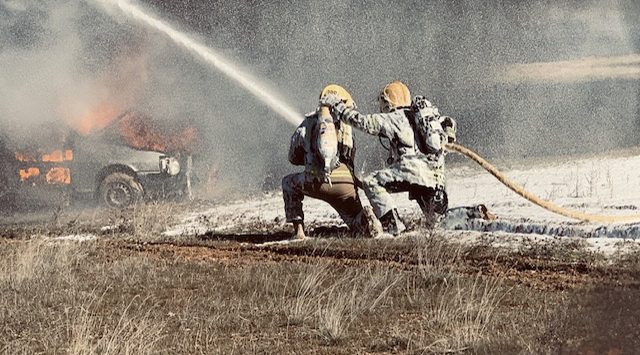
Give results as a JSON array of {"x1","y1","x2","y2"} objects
[{"x1": 282, "y1": 164, "x2": 365, "y2": 230}]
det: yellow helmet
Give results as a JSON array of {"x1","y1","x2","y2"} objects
[
  {"x1": 320, "y1": 84, "x2": 356, "y2": 108},
  {"x1": 379, "y1": 81, "x2": 411, "y2": 113}
]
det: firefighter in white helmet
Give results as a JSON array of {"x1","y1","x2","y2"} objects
[
  {"x1": 320, "y1": 81, "x2": 459, "y2": 235},
  {"x1": 282, "y1": 84, "x2": 382, "y2": 240}
]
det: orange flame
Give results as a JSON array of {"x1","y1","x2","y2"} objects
[
  {"x1": 65, "y1": 103, "x2": 124, "y2": 136},
  {"x1": 17, "y1": 149, "x2": 73, "y2": 185},
  {"x1": 42, "y1": 150, "x2": 73, "y2": 162},
  {"x1": 19, "y1": 167, "x2": 40, "y2": 182},
  {"x1": 117, "y1": 111, "x2": 197, "y2": 154},
  {"x1": 57, "y1": 39, "x2": 149, "y2": 136},
  {"x1": 15, "y1": 151, "x2": 36, "y2": 162},
  {"x1": 45, "y1": 167, "x2": 71, "y2": 184}
]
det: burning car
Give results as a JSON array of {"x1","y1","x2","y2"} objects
[{"x1": 5, "y1": 111, "x2": 194, "y2": 209}]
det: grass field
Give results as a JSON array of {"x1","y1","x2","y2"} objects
[{"x1": 1, "y1": 202, "x2": 639, "y2": 354}]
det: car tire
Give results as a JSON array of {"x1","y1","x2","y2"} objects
[{"x1": 99, "y1": 172, "x2": 143, "y2": 208}]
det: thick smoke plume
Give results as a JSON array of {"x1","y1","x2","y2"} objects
[{"x1": 0, "y1": 1, "x2": 149, "y2": 140}]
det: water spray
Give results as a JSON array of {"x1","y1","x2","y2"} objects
[
  {"x1": 94, "y1": 0, "x2": 640, "y2": 224},
  {"x1": 95, "y1": 0, "x2": 303, "y2": 127}
]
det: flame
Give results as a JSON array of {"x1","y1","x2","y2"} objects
[
  {"x1": 45, "y1": 167, "x2": 71, "y2": 184},
  {"x1": 19, "y1": 167, "x2": 40, "y2": 182},
  {"x1": 65, "y1": 103, "x2": 124, "y2": 136},
  {"x1": 117, "y1": 111, "x2": 197, "y2": 153},
  {"x1": 15, "y1": 151, "x2": 36, "y2": 162},
  {"x1": 16, "y1": 149, "x2": 73, "y2": 185},
  {"x1": 42, "y1": 150, "x2": 73, "y2": 162},
  {"x1": 57, "y1": 38, "x2": 149, "y2": 135}
]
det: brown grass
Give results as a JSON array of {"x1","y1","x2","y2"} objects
[{"x1": 1, "y1": 202, "x2": 640, "y2": 354}]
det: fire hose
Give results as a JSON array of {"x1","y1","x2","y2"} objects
[{"x1": 445, "y1": 143, "x2": 640, "y2": 223}]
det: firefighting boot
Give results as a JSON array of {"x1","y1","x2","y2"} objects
[
  {"x1": 353, "y1": 206, "x2": 384, "y2": 238},
  {"x1": 292, "y1": 221, "x2": 306, "y2": 240},
  {"x1": 379, "y1": 209, "x2": 406, "y2": 236},
  {"x1": 415, "y1": 188, "x2": 448, "y2": 229},
  {"x1": 476, "y1": 204, "x2": 497, "y2": 220}
]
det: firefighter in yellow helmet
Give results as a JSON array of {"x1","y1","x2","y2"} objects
[
  {"x1": 320, "y1": 81, "x2": 458, "y2": 235},
  {"x1": 282, "y1": 84, "x2": 382, "y2": 240}
]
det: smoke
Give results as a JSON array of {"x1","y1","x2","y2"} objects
[
  {"x1": 0, "y1": 0, "x2": 149, "y2": 142},
  {"x1": 2, "y1": 0, "x2": 639, "y2": 200},
  {"x1": 96, "y1": 0, "x2": 302, "y2": 126},
  {"x1": 138, "y1": 0, "x2": 640, "y2": 163},
  {"x1": 494, "y1": 0, "x2": 639, "y2": 158},
  {"x1": 0, "y1": 0, "x2": 293, "y2": 198},
  {"x1": 0, "y1": 1, "x2": 78, "y2": 139}
]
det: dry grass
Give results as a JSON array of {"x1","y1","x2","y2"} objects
[
  {"x1": 67, "y1": 295, "x2": 165, "y2": 355},
  {"x1": 0, "y1": 240, "x2": 166, "y2": 354},
  {"x1": 1, "y1": 211, "x2": 639, "y2": 354},
  {"x1": 314, "y1": 266, "x2": 400, "y2": 343},
  {"x1": 408, "y1": 275, "x2": 506, "y2": 353},
  {"x1": 99, "y1": 201, "x2": 183, "y2": 240},
  {"x1": 0, "y1": 200, "x2": 189, "y2": 242},
  {"x1": 286, "y1": 264, "x2": 329, "y2": 325}
]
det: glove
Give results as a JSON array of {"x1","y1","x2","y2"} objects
[
  {"x1": 319, "y1": 93, "x2": 342, "y2": 107},
  {"x1": 440, "y1": 116, "x2": 457, "y2": 143},
  {"x1": 319, "y1": 94, "x2": 349, "y2": 118}
]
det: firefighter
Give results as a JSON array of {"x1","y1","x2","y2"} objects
[
  {"x1": 282, "y1": 84, "x2": 382, "y2": 240},
  {"x1": 320, "y1": 81, "x2": 457, "y2": 235}
]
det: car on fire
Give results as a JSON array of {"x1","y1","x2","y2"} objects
[
  {"x1": 70, "y1": 130, "x2": 192, "y2": 208},
  {"x1": 4, "y1": 111, "x2": 193, "y2": 209}
]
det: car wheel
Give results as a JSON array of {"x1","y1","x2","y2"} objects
[{"x1": 99, "y1": 172, "x2": 143, "y2": 208}]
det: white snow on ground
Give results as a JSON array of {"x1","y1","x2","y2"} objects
[{"x1": 165, "y1": 150, "x2": 640, "y2": 256}]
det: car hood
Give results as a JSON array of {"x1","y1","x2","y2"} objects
[{"x1": 74, "y1": 137, "x2": 164, "y2": 173}]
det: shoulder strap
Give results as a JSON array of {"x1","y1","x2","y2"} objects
[
  {"x1": 337, "y1": 122, "x2": 355, "y2": 168},
  {"x1": 405, "y1": 109, "x2": 431, "y2": 155}
]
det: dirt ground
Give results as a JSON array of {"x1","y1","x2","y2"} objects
[
  {"x1": 7, "y1": 201, "x2": 637, "y2": 291},
  {"x1": 3, "y1": 202, "x2": 637, "y2": 291}
]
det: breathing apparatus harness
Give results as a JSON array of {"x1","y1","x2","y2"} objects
[{"x1": 378, "y1": 102, "x2": 440, "y2": 165}]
